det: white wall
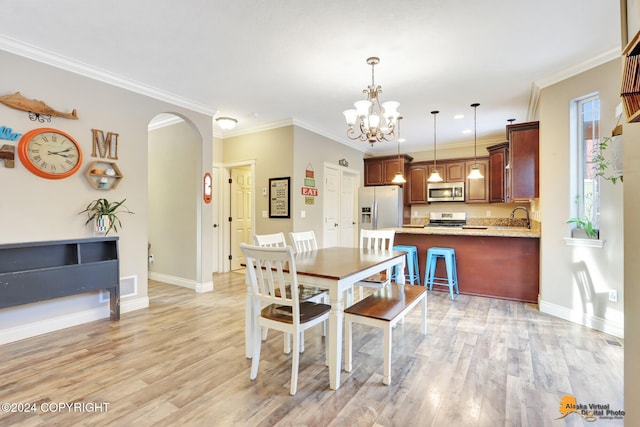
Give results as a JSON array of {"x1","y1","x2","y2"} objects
[
  {"x1": 292, "y1": 126, "x2": 364, "y2": 247},
  {"x1": 538, "y1": 58, "x2": 624, "y2": 337},
  {"x1": 0, "y1": 50, "x2": 214, "y2": 343}
]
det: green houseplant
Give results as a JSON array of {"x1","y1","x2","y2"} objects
[
  {"x1": 592, "y1": 135, "x2": 623, "y2": 184},
  {"x1": 81, "y1": 198, "x2": 134, "y2": 235},
  {"x1": 566, "y1": 194, "x2": 598, "y2": 239}
]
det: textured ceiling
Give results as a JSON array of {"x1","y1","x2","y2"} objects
[{"x1": 0, "y1": 0, "x2": 622, "y2": 154}]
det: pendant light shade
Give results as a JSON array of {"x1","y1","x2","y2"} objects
[
  {"x1": 467, "y1": 103, "x2": 484, "y2": 180},
  {"x1": 427, "y1": 110, "x2": 443, "y2": 183},
  {"x1": 391, "y1": 116, "x2": 406, "y2": 184}
]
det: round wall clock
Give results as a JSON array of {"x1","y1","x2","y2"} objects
[{"x1": 18, "y1": 127, "x2": 83, "y2": 179}]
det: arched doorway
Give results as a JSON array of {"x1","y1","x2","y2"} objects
[{"x1": 147, "y1": 113, "x2": 202, "y2": 289}]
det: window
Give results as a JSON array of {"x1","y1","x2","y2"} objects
[{"x1": 570, "y1": 94, "x2": 600, "y2": 232}]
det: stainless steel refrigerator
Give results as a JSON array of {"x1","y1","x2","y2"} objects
[{"x1": 358, "y1": 185, "x2": 403, "y2": 230}]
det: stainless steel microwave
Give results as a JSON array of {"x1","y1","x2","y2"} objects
[{"x1": 427, "y1": 181, "x2": 465, "y2": 202}]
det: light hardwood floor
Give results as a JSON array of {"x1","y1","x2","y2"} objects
[{"x1": 0, "y1": 272, "x2": 623, "y2": 426}]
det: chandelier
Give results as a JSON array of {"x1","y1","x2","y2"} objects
[{"x1": 343, "y1": 57, "x2": 400, "y2": 145}]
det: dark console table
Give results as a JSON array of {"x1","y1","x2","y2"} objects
[{"x1": 0, "y1": 237, "x2": 120, "y2": 320}]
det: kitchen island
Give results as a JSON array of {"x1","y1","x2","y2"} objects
[{"x1": 393, "y1": 226, "x2": 540, "y2": 303}]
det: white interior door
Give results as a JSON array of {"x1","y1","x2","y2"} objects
[
  {"x1": 230, "y1": 166, "x2": 252, "y2": 270},
  {"x1": 340, "y1": 171, "x2": 358, "y2": 247},
  {"x1": 323, "y1": 165, "x2": 339, "y2": 248},
  {"x1": 212, "y1": 166, "x2": 221, "y2": 272},
  {"x1": 324, "y1": 164, "x2": 360, "y2": 248}
]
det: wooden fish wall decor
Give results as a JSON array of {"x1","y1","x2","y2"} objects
[{"x1": 0, "y1": 92, "x2": 78, "y2": 121}]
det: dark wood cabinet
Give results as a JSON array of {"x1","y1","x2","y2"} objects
[
  {"x1": 465, "y1": 158, "x2": 489, "y2": 203},
  {"x1": 507, "y1": 121, "x2": 539, "y2": 201},
  {"x1": 364, "y1": 159, "x2": 384, "y2": 186},
  {"x1": 487, "y1": 142, "x2": 509, "y2": 203},
  {"x1": 363, "y1": 154, "x2": 413, "y2": 186},
  {"x1": 445, "y1": 161, "x2": 466, "y2": 182},
  {"x1": 408, "y1": 165, "x2": 428, "y2": 204}
]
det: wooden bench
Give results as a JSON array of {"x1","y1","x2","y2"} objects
[{"x1": 344, "y1": 284, "x2": 427, "y2": 385}]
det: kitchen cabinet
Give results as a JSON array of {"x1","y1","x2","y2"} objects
[
  {"x1": 486, "y1": 142, "x2": 509, "y2": 203},
  {"x1": 465, "y1": 158, "x2": 489, "y2": 203},
  {"x1": 507, "y1": 121, "x2": 539, "y2": 201},
  {"x1": 408, "y1": 165, "x2": 428, "y2": 204},
  {"x1": 363, "y1": 154, "x2": 413, "y2": 186},
  {"x1": 445, "y1": 161, "x2": 466, "y2": 182},
  {"x1": 425, "y1": 160, "x2": 464, "y2": 183}
]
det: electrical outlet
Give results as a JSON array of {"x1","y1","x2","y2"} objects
[
  {"x1": 148, "y1": 254, "x2": 155, "y2": 264},
  {"x1": 609, "y1": 290, "x2": 618, "y2": 302}
]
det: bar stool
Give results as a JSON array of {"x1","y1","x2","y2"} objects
[
  {"x1": 424, "y1": 247, "x2": 459, "y2": 300},
  {"x1": 391, "y1": 245, "x2": 420, "y2": 286}
]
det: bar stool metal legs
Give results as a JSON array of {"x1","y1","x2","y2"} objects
[
  {"x1": 425, "y1": 247, "x2": 459, "y2": 300},
  {"x1": 391, "y1": 245, "x2": 420, "y2": 286}
]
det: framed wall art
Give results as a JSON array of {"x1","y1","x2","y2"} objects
[{"x1": 269, "y1": 177, "x2": 290, "y2": 218}]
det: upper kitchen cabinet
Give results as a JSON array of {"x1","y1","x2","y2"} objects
[
  {"x1": 425, "y1": 160, "x2": 465, "y2": 183},
  {"x1": 408, "y1": 164, "x2": 428, "y2": 204},
  {"x1": 465, "y1": 158, "x2": 489, "y2": 203},
  {"x1": 507, "y1": 121, "x2": 539, "y2": 202},
  {"x1": 445, "y1": 161, "x2": 466, "y2": 182},
  {"x1": 486, "y1": 142, "x2": 509, "y2": 203},
  {"x1": 364, "y1": 154, "x2": 413, "y2": 186}
]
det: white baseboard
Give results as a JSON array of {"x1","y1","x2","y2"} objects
[
  {"x1": 539, "y1": 300, "x2": 624, "y2": 338},
  {"x1": 0, "y1": 296, "x2": 149, "y2": 345},
  {"x1": 122, "y1": 296, "x2": 149, "y2": 313},
  {"x1": 148, "y1": 271, "x2": 212, "y2": 293}
]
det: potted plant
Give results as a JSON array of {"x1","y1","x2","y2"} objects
[
  {"x1": 81, "y1": 198, "x2": 134, "y2": 235},
  {"x1": 566, "y1": 194, "x2": 598, "y2": 239}
]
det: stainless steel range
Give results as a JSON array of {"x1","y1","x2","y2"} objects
[{"x1": 426, "y1": 212, "x2": 467, "y2": 228}]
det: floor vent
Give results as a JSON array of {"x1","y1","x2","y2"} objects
[{"x1": 605, "y1": 339, "x2": 623, "y2": 347}]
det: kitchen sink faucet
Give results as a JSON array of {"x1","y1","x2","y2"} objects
[{"x1": 510, "y1": 206, "x2": 530, "y2": 229}]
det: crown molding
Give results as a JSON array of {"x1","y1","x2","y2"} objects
[
  {"x1": 0, "y1": 35, "x2": 217, "y2": 117},
  {"x1": 533, "y1": 47, "x2": 621, "y2": 89}
]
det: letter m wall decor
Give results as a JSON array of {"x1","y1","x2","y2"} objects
[{"x1": 91, "y1": 129, "x2": 119, "y2": 159}]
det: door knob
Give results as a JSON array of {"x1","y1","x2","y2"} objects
[
  {"x1": 213, "y1": 224, "x2": 218, "y2": 228},
  {"x1": 334, "y1": 223, "x2": 338, "y2": 227}
]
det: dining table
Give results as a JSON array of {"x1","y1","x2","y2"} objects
[{"x1": 244, "y1": 246, "x2": 406, "y2": 390}]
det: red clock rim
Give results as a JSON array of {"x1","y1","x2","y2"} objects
[{"x1": 18, "y1": 127, "x2": 83, "y2": 180}]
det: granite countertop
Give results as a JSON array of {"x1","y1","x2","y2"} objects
[{"x1": 393, "y1": 225, "x2": 540, "y2": 238}]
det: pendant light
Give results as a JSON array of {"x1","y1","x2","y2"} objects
[
  {"x1": 505, "y1": 118, "x2": 515, "y2": 170},
  {"x1": 427, "y1": 110, "x2": 443, "y2": 182},
  {"x1": 467, "y1": 103, "x2": 484, "y2": 179},
  {"x1": 391, "y1": 116, "x2": 407, "y2": 184}
]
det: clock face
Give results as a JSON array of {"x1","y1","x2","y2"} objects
[{"x1": 18, "y1": 128, "x2": 83, "y2": 179}]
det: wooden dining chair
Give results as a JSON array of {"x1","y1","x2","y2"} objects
[
  {"x1": 254, "y1": 232, "x2": 325, "y2": 353},
  {"x1": 241, "y1": 243, "x2": 330, "y2": 395},
  {"x1": 289, "y1": 230, "x2": 328, "y2": 336},
  {"x1": 355, "y1": 229, "x2": 396, "y2": 300}
]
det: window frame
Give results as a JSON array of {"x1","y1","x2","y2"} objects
[{"x1": 569, "y1": 93, "x2": 601, "y2": 237}]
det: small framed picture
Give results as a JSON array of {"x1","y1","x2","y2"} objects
[{"x1": 269, "y1": 177, "x2": 290, "y2": 218}]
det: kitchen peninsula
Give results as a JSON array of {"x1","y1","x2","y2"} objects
[{"x1": 393, "y1": 225, "x2": 540, "y2": 303}]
